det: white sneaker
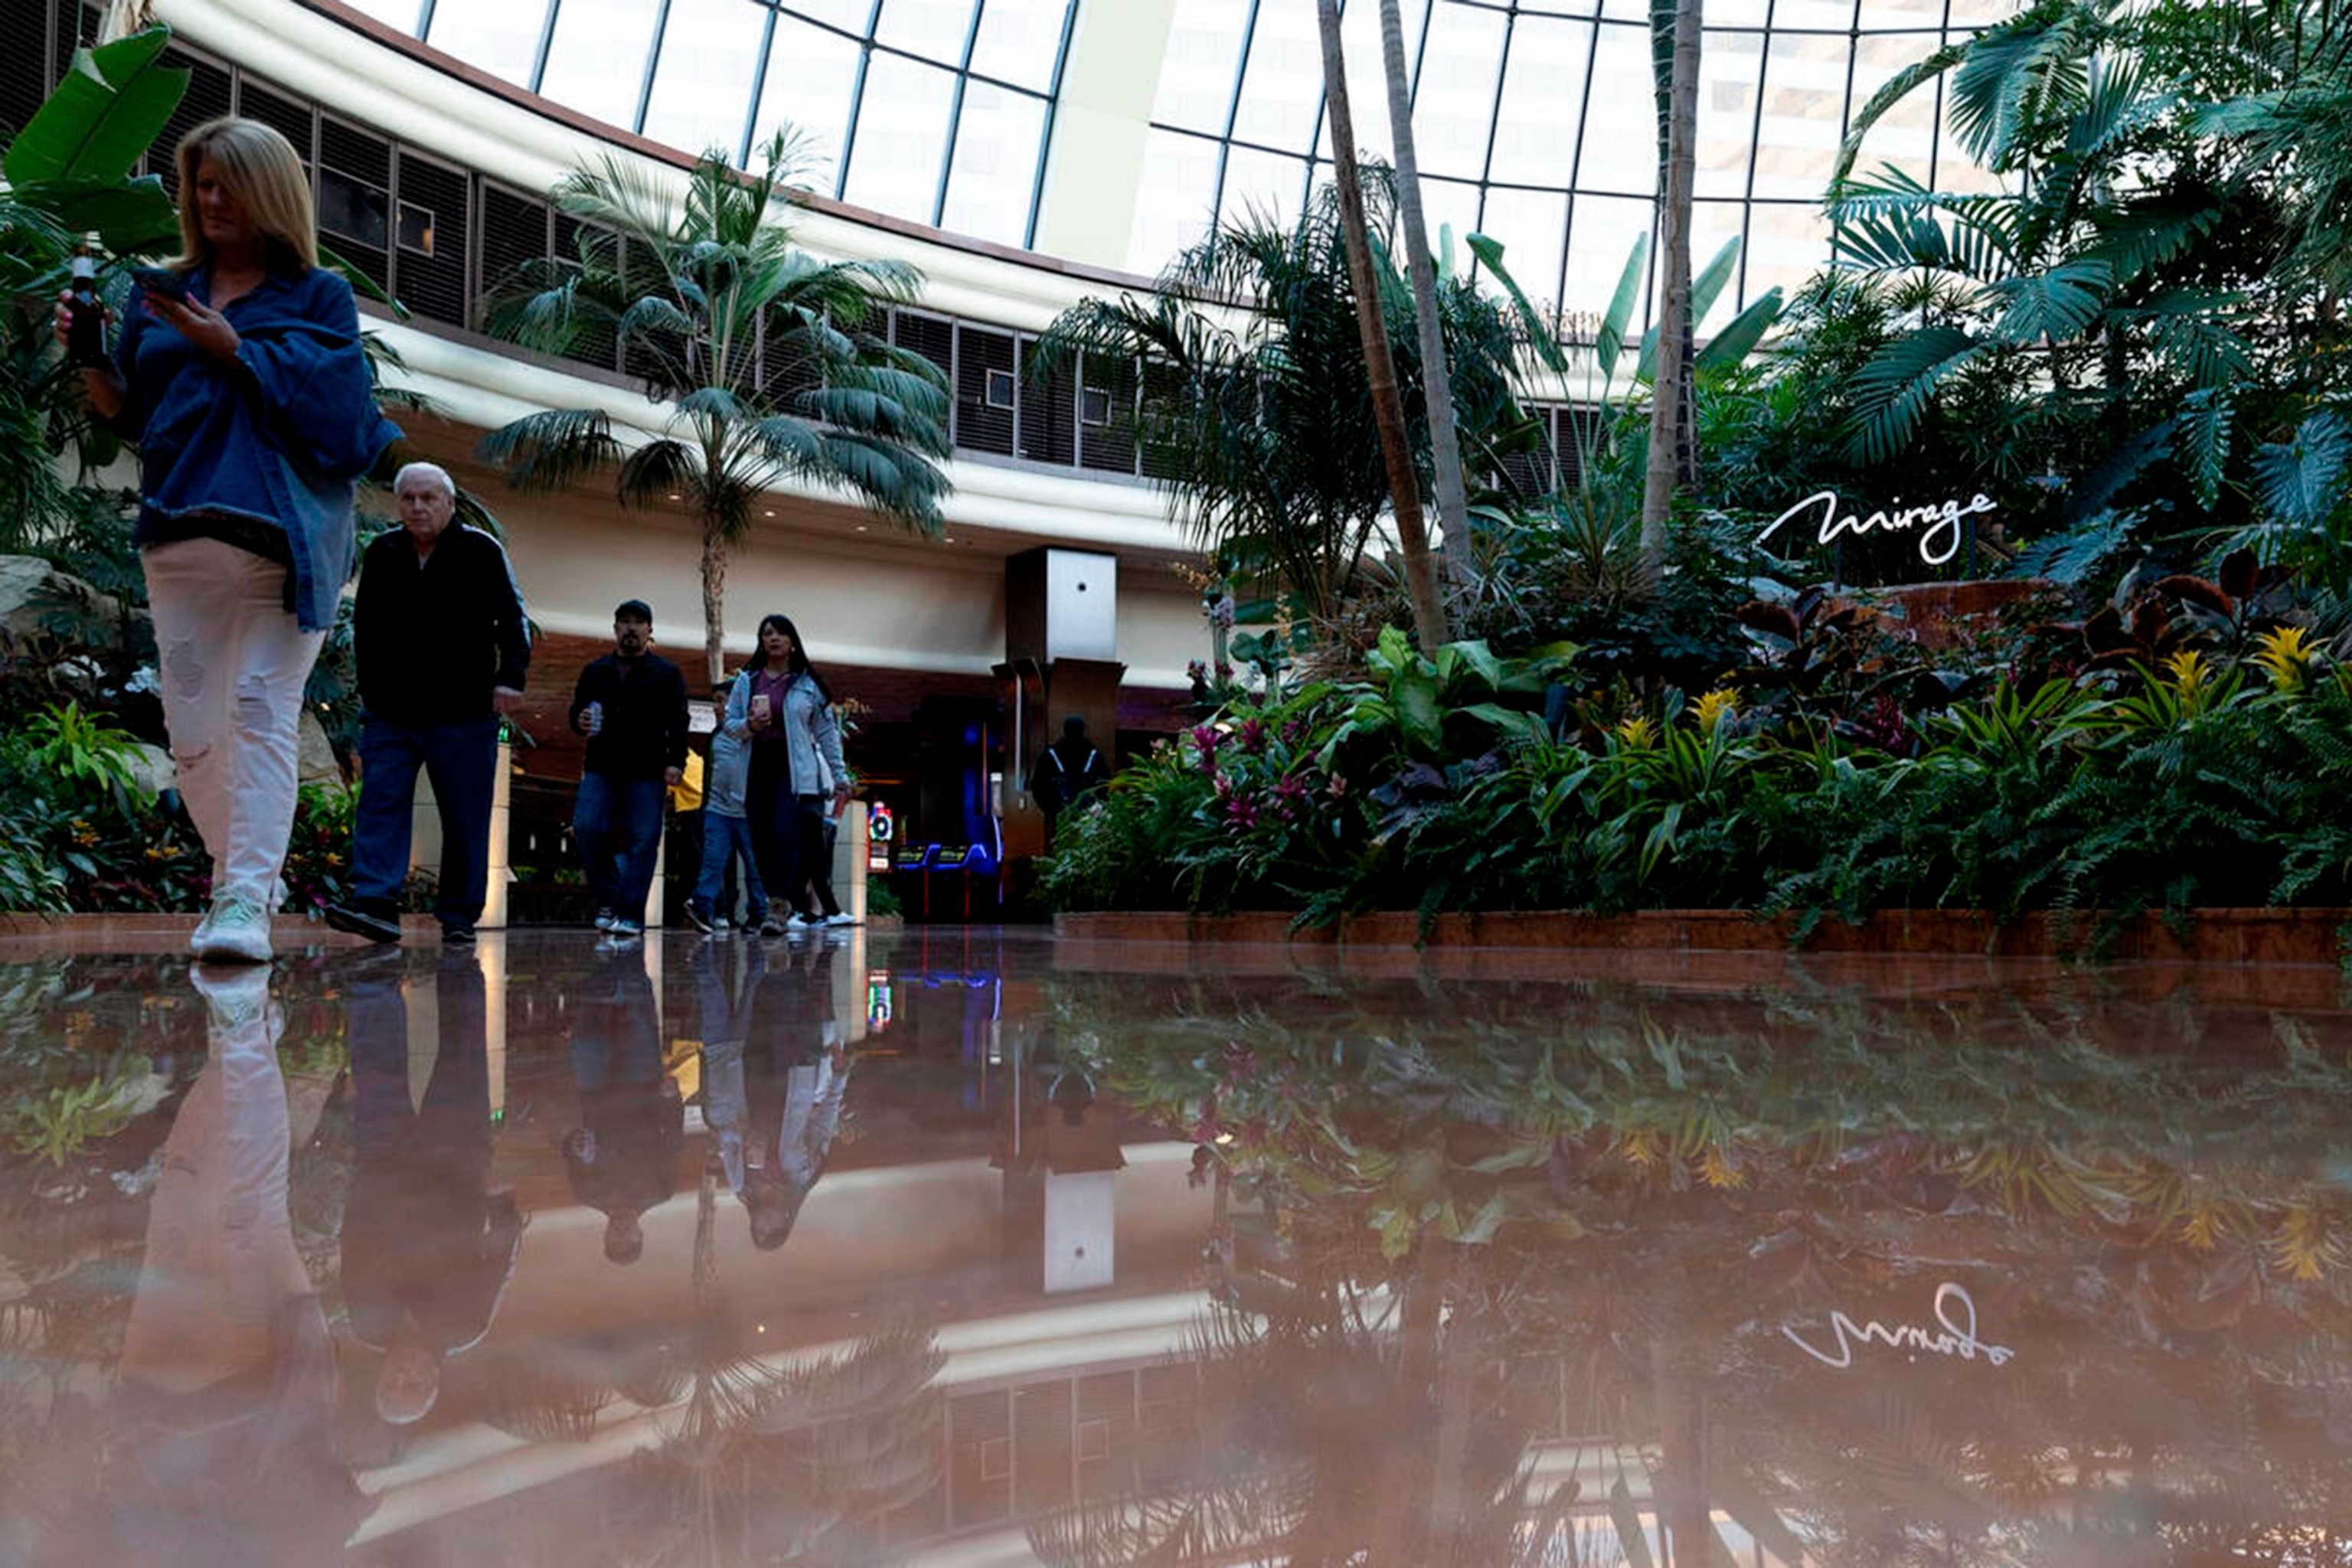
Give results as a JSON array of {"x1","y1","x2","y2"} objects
[
  {"x1": 823, "y1": 912, "x2": 857, "y2": 927},
  {"x1": 593, "y1": 908, "x2": 617, "y2": 933},
  {"x1": 789, "y1": 912, "x2": 822, "y2": 929},
  {"x1": 188, "y1": 963, "x2": 273, "y2": 1030},
  {"x1": 193, "y1": 897, "x2": 273, "y2": 965}
]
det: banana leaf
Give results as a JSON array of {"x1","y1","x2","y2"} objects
[
  {"x1": 4, "y1": 28, "x2": 187, "y2": 189},
  {"x1": 1637, "y1": 237, "x2": 1741, "y2": 382},
  {"x1": 1695, "y1": 286, "x2": 1785, "y2": 371}
]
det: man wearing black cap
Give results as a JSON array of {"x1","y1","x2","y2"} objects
[{"x1": 568, "y1": 600, "x2": 688, "y2": 939}]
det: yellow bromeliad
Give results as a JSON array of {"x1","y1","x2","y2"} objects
[
  {"x1": 2252, "y1": 625, "x2": 2314, "y2": 694},
  {"x1": 1693, "y1": 688, "x2": 1740, "y2": 735},
  {"x1": 1615, "y1": 714, "x2": 1658, "y2": 751}
]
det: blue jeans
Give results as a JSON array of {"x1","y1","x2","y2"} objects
[
  {"x1": 354, "y1": 712, "x2": 501, "y2": 925},
  {"x1": 692, "y1": 812, "x2": 766, "y2": 925},
  {"x1": 573, "y1": 772, "x2": 667, "y2": 920}
]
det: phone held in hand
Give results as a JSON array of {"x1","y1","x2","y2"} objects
[{"x1": 131, "y1": 266, "x2": 191, "y2": 304}]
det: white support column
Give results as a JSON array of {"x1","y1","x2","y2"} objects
[{"x1": 1030, "y1": 0, "x2": 1180, "y2": 270}]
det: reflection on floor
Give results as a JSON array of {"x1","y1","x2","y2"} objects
[{"x1": 1, "y1": 927, "x2": 2348, "y2": 1565}]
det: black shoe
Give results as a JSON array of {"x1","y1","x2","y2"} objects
[
  {"x1": 441, "y1": 923, "x2": 477, "y2": 946},
  {"x1": 325, "y1": 901, "x2": 402, "y2": 945},
  {"x1": 684, "y1": 903, "x2": 717, "y2": 935}
]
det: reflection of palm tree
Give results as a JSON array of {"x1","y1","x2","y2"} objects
[
  {"x1": 619, "y1": 1163, "x2": 944, "y2": 1566},
  {"x1": 1048, "y1": 973, "x2": 2352, "y2": 1566}
]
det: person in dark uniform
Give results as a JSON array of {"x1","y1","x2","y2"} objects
[
  {"x1": 563, "y1": 943, "x2": 682, "y2": 1264},
  {"x1": 341, "y1": 951, "x2": 526, "y2": 1426},
  {"x1": 568, "y1": 599, "x2": 688, "y2": 940},
  {"x1": 1029, "y1": 715, "x2": 1106, "y2": 831}
]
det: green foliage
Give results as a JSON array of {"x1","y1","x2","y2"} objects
[
  {"x1": 1036, "y1": 169, "x2": 1543, "y2": 627},
  {"x1": 479, "y1": 130, "x2": 952, "y2": 682},
  {"x1": 1050, "y1": 618, "x2": 2352, "y2": 928}
]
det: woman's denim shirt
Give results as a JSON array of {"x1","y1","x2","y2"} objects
[{"x1": 107, "y1": 263, "x2": 402, "y2": 632}]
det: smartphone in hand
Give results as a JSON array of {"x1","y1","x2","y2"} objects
[{"x1": 131, "y1": 266, "x2": 191, "y2": 304}]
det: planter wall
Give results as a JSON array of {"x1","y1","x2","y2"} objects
[{"x1": 1054, "y1": 907, "x2": 2352, "y2": 965}]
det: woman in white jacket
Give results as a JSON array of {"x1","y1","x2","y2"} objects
[{"x1": 727, "y1": 615, "x2": 849, "y2": 939}]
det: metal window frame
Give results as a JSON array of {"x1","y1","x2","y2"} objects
[{"x1": 834, "y1": 0, "x2": 888, "y2": 201}]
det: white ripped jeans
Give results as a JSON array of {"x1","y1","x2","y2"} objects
[{"x1": 144, "y1": 537, "x2": 327, "y2": 908}]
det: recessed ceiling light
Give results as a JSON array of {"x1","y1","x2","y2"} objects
[
  {"x1": 763, "y1": 509, "x2": 775, "y2": 518},
  {"x1": 666, "y1": 492, "x2": 681, "y2": 501},
  {"x1": 855, "y1": 524, "x2": 868, "y2": 532},
  {"x1": 942, "y1": 536, "x2": 954, "y2": 544}
]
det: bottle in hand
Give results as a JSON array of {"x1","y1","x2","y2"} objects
[{"x1": 66, "y1": 233, "x2": 107, "y2": 369}]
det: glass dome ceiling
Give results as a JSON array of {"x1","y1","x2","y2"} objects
[
  {"x1": 342, "y1": 0, "x2": 1080, "y2": 248},
  {"x1": 342, "y1": 0, "x2": 2011, "y2": 328},
  {"x1": 1138, "y1": 0, "x2": 2011, "y2": 327}
]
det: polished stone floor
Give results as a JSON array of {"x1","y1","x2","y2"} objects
[{"x1": 1, "y1": 926, "x2": 2348, "y2": 1565}]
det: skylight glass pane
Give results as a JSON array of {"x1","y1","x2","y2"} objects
[
  {"x1": 1561, "y1": 194, "x2": 1652, "y2": 320},
  {"x1": 969, "y1": 0, "x2": 1071, "y2": 93},
  {"x1": 754, "y1": 18, "x2": 864, "y2": 189},
  {"x1": 1751, "y1": 31, "x2": 1851, "y2": 200},
  {"x1": 843, "y1": 51, "x2": 957, "y2": 219},
  {"x1": 779, "y1": 0, "x2": 878, "y2": 31},
  {"x1": 1575, "y1": 21, "x2": 1656, "y2": 195},
  {"x1": 1156, "y1": 0, "x2": 1253, "y2": 135},
  {"x1": 941, "y1": 81, "x2": 1047, "y2": 243},
  {"x1": 345, "y1": 0, "x2": 423, "y2": 32},
  {"x1": 1476, "y1": 187, "x2": 1566, "y2": 317},
  {"x1": 1410, "y1": 2, "x2": 1504, "y2": 181},
  {"x1": 1694, "y1": 29, "x2": 1763, "y2": 199},
  {"x1": 641, "y1": 0, "x2": 766, "y2": 158},
  {"x1": 1846, "y1": 33, "x2": 1945, "y2": 185},
  {"x1": 1219, "y1": 144, "x2": 1308, "y2": 227},
  {"x1": 1312, "y1": 0, "x2": 1427, "y2": 166},
  {"x1": 538, "y1": 0, "x2": 663, "y2": 128},
  {"x1": 425, "y1": 1, "x2": 549, "y2": 86},
  {"x1": 1129, "y1": 129, "x2": 1222, "y2": 273},
  {"x1": 874, "y1": 0, "x2": 977, "y2": 66},
  {"x1": 1487, "y1": 15, "x2": 1588, "y2": 189},
  {"x1": 1230, "y1": 0, "x2": 1325, "y2": 155}
]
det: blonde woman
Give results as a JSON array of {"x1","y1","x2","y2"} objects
[{"x1": 56, "y1": 118, "x2": 400, "y2": 962}]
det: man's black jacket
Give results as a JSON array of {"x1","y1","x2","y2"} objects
[
  {"x1": 353, "y1": 522, "x2": 531, "y2": 726},
  {"x1": 570, "y1": 652, "x2": 690, "y2": 782}
]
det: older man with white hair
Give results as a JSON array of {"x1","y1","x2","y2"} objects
[{"x1": 326, "y1": 462, "x2": 530, "y2": 946}]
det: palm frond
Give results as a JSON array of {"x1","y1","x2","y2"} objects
[
  {"x1": 1988, "y1": 256, "x2": 2109, "y2": 345},
  {"x1": 615, "y1": 438, "x2": 701, "y2": 508},
  {"x1": 1844, "y1": 326, "x2": 1984, "y2": 464},
  {"x1": 477, "y1": 407, "x2": 622, "y2": 492}
]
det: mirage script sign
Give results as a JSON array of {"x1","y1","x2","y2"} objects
[
  {"x1": 1781, "y1": 1281, "x2": 2015, "y2": 1372},
  {"x1": 1757, "y1": 489, "x2": 1997, "y2": 568}
]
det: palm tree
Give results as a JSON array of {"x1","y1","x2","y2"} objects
[
  {"x1": 1640, "y1": 0, "x2": 1705, "y2": 590},
  {"x1": 1037, "y1": 163, "x2": 1534, "y2": 644},
  {"x1": 1371, "y1": 0, "x2": 1475, "y2": 587},
  {"x1": 1314, "y1": 0, "x2": 1449, "y2": 648},
  {"x1": 479, "y1": 132, "x2": 952, "y2": 688}
]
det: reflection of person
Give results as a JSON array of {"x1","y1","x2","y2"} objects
[
  {"x1": 341, "y1": 952, "x2": 525, "y2": 1426},
  {"x1": 728, "y1": 615, "x2": 849, "y2": 940},
  {"x1": 328, "y1": 462, "x2": 531, "y2": 948},
  {"x1": 1030, "y1": 715, "x2": 1106, "y2": 828},
  {"x1": 694, "y1": 937, "x2": 766, "y2": 1194},
  {"x1": 568, "y1": 599, "x2": 688, "y2": 940},
  {"x1": 92, "y1": 965, "x2": 371, "y2": 1556},
  {"x1": 55, "y1": 118, "x2": 400, "y2": 965},
  {"x1": 563, "y1": 946, "x2": 681, "y2": 1263},
  {"x1": 740, "y1": 939, "x2": 847, "y2": 1250},
  {"x1": 686, "y1": 675, "x2": 766, "y2": 935}
]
